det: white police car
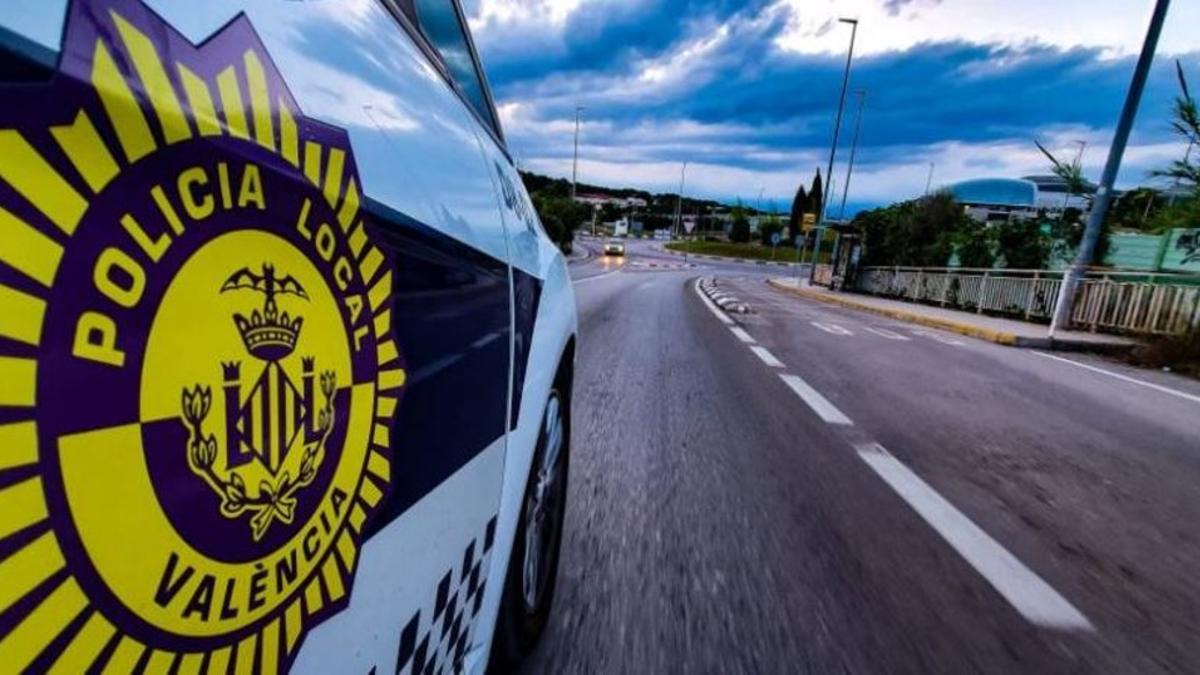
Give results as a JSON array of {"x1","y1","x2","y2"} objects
[{"x1": 0, "y1": 1, "x2": 576, "y2": 672}]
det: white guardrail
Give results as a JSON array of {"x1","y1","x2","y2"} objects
[{"x1": 855, "y1": 267, "x2": 1200, "y2": 336}]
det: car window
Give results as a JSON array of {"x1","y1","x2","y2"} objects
[{"x1": 411, "y1": 0, "x2": 498, "y2": 135}]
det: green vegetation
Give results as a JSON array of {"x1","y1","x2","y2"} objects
[{"x1": 728, "y1": 201, "x2": 751, "y2": 243}]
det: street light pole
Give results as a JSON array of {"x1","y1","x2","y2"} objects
[
  {"x1": 674, "y1": 160, "x2": 688, "y2": 239},
  {"x1": 839, "y1": 89, "x2": 866, "y2": 221},
  {"x1": 924, "y1": 162, "x2": 935, "y2": 196},
  {"x1": 1048, "y1": 0, "x2": 1171, "y2": 338},
  {"x1": 571, "y1": 106, "x2": 583, "y2": 201},
  {"x1": 811, "y1": 17, "x2": 858, "y2": 285}
]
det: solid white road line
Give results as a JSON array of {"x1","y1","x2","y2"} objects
[
  {"x1": 855, "y1": 443, "x2": 1093, "y2": 631},
  {"x1": 1033, "y1": 351, "x2": 1200, "y2": 405},
  {"x1": 863, "y1": 326, "x2": 911, "y2": 341},
  {"x1": 750, "y1": 345, "x2": 785, "y2": 368},
  {"x1": 811, "y1": 321, "x2": 854, "y2": 336},
  {"x1": 694, "y1": 280, "x2": 734, "y2": 325},
  {"x1": 572, "y1": 269, "x2": 621, "y2": 284},
  {"x1": 778, "y1": 374, "x2": 853, "y2": 425},
  {"x1": 729, "y1": 326, "x2": 755, "y2": 343}
]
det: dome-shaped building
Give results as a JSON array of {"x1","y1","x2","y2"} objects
[{"x1": 944, "y1": 178, "x2": 1039, "y2": 222}]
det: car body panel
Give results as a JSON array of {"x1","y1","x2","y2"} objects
[{"x1": 0, "y1": 1, "x2": 575, "y2": 672}]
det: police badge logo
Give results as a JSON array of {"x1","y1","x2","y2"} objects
[{"x1": 0, "y1": 1, "x2": 404, "y2": 671}]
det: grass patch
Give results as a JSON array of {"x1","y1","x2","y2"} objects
[{"x1": 664, "y1": 241, "x2": 830, "y2": 263}]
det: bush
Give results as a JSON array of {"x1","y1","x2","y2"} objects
[{"x1": 992, "y1": 218, "x2": 1050, "y2": 269}]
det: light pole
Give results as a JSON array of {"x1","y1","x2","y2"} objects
[
  {"x1": 673, "y1": 160, "x2": 688, "y2": 239},
  {"x1": 924, "y1": 161, "x2": 935, "y2": 195},
  {"x1": 839, "y1": 89, "x2": 866, "y2": 221},
  {"x1": 571, "y1": 106, "x2": 583, "y2": 201},
  {"x1": 811, "y1": 17, "x2": 858, "y2": 285},
  {"x1": 1048, "y1": 0, "x2": 1171, "y2": 338}
]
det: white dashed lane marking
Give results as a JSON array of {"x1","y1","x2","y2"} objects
[
  {"x1": 749, "y1": 345, "x2": 785, "y2": 368},
  {"x1": 778, "y1": 374, "x2": 853, "y2": 425},
  {"x1": 811, "y1": 321, "x2": 854, "y2": 336},
  {"x1": 863, "y1": 326, "x2": 911, "y2": 341},
  {"x1": 729, "y1": 326, "x2": 755, "y2": 343},
  {"x1": 856, "y1": 443, "x2": 1093, "y2": 631}
]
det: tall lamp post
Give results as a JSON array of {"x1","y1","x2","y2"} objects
[
  {"x1": 571, "y1": 106, "x2": 583, "y2": 201},
  {"x1": 811, "y1": 17, "x2": 858, "y2": 285},
  {"x1": 673, "y1": 160, "x2": 689, "y2": 238},
  {"x1": 1048, "y1": 0, "x2": 1171, "y2": 338},
  {"x1": 838, "y1": 89, "x2": 867, "y2": 221}
]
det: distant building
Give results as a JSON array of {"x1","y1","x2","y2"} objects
[
  {"x1": 944, "y1": 176, "x2": 1098, "y2": 223},
  {"x1": 574, "y1": 193, "x2": 648, "y2": 209},
  {"x1": 945, "y1": 178, "x2": 1039, "y2": 222},
  {"x1": 1020, "y1": 174, "x2": 1096, "y2": 213}
]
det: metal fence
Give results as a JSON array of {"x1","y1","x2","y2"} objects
[{"x1": 855, "y1": 267, "x2": 1200, "y2": 336}]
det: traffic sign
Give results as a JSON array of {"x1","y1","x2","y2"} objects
[
  {"x1": 683, "y1": 219, "x2": 696, "y2": 233},
  {"x1": 770, "y1": 232, "x2": 781, "y2": 246}
]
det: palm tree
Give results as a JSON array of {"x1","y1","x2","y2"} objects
[
  {"x1": 1150, "y1": 60, "x2": 1199, "y2": 189},
  {"x1": 1034, "y1": 139, "x2": 1089, "y2": 217}
]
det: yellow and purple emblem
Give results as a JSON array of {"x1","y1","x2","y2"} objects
[{"x1": 0, "y1": 1, "x2": 404, "y2": 671}]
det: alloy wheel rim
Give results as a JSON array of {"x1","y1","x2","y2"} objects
[{"x1": 522, "y1": 393, "x2": 564, "y2": 612}]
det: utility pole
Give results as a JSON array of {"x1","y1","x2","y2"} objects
[
  {"x1": 571, "y1": 106, "x2": 583, "y2": 201},
  {"x1": 924, "y1": 162, "x2": 935, "y2": 196},
  {"x1": 673, "y1": 160, "x2": 688, "y2": 238},
  {"x1": 811, "y1": 17, "x2": 858, "y2": 285},
  {"x1": 839, "y1": 89, "x2": 866, "y2": 221},
  {"x1": 1048, "y1": 0, "x2": 1171, "y2": 337}
]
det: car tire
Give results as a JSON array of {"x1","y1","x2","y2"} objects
[{"x1": 489, "y1": 383, "x2": 570, "y2": 672}]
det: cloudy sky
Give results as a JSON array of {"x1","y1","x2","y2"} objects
[{"x1": 463, "y1": 0, "x2": 1199, "y2": 214}]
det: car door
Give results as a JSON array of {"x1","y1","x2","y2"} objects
[{"x1": 0, "y1": 0, "x2": 514, "y2": 672}]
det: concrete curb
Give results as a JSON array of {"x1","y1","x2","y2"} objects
[
  {"x1": 699, "y1": 277, "x2": 751, "y2": 314},
  {"x1": 765, "y1": 279, "x2": 1134, "y2": 353},
  {"x1": 664, "y1": 247, "x2": 798, "y2": 267}
]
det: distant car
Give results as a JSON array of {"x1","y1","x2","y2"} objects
[{"x1": 604, "y1": 240, "x2": 627, "y2": 256}]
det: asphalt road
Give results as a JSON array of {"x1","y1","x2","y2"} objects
[{"x1": 522, "y1": 237, "x2": 1200, "y2": 674}]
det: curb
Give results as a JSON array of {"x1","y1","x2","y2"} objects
[
  {"x1": 765, "y1": 279, "x2": 1134, "y2": 353},
  {"x1": 664, "y1": 247, "x2": 798, "y2": 267},
  {"x1": 699, "y1": 277, "x2": 751, "y2": 314}
]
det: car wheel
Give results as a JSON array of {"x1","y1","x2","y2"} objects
[{"x1": 490, "y1": 386, "x2": 569, "y2": 671}]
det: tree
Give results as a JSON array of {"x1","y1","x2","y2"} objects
[
  {"x1": 1151, "y1": 60, "x2": 1200, "y2": 188},
  {"x1": 853, "y1": 192, "x2": 972, "y2": 267},
  {"x1": 759, "y1": 214, "x2": 784, "y2": 246},
  {"x1": 1109, "y1": 187, "x2": 1163, "y2": 232},
  {"x1": 729, "y1": 201, "x2": 751, "y2": 243},
  {"x1": 788, "y1": 184, "x2": 808, "y2": 235},
  {"x1": 992, "y1": 218, "x2": 1050, "y2": 269},
  {"x1": 1034, "y1": 140, "x2": 1089, "y2": 206},
  {"x1": 809, "y1": 169, "x2": 824, "y2": 224}
]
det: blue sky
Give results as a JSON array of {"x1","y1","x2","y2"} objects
[{"x1": 464, "y1": 0, "x2": 1200, "y2": 214}]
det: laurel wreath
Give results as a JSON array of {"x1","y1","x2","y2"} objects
[{"x1": 181, "y1": 370, "x2": 336, "y2": 541}]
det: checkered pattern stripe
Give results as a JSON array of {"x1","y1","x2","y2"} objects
[{"x1": 394, "y1": 516, "x2": 498, "y2": 675}]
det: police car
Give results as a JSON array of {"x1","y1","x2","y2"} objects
[{"x1": 0, "y1": 1, "x2": 576, "y2": 672}]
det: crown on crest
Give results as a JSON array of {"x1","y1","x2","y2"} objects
[{"x1": 221, "y1": 263, "x2": 309, "y2": 362}]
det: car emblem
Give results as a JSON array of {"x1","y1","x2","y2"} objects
[{"x1": 0, "y1": 0, "x2": 404, "y2": 670}]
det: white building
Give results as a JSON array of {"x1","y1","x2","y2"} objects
[{"x1": 574, "y1": 193, "x2": 648, "y2": 209}]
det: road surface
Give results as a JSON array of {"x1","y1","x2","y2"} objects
[{"x1": 523, "y1": 236, "x2": 1200, "y2": 673}]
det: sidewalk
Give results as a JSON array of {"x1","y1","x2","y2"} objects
[{"x1": 768, "y1": 277, "x2": 1137, "y2": 352}]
